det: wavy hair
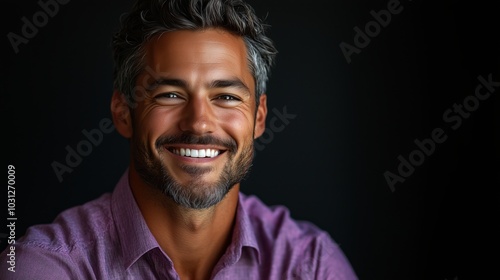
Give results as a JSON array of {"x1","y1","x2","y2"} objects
[{"x1": 112, "y1": 0, "x2": 277, "y2": 106}]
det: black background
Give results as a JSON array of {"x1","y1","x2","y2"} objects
[{"x1": 1, "y1": 0, "x2": 499, "y2": 279}]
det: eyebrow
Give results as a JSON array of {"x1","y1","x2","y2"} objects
[
  {"x1": 148, "y1": 78, "x2": 251, "y2": 96},
  {"x1": 209, "y1": 79, "x2": 250, "y2": 96},
  {"x1": 147, "y1": 78, "x2": 186, "y2": 91}
]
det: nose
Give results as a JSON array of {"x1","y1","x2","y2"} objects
[{"x1": 178, "y1": 96, "x2": 215, "y2": 135}]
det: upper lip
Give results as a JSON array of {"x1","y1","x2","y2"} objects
[{"x1": 164, "y1": 144, "x2": 228, "y2": 151}]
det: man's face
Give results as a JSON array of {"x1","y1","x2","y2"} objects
[{"x1": 128, "y1": 29, "x2": 266, "y2": 209}]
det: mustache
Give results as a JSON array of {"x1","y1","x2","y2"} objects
[{"x1": 156, "y1": 133, "x2": 238, "y2": 153}]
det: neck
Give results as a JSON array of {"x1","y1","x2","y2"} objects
[{"x1": 129, "y1": 168, "x2": 239, "y2": 280}]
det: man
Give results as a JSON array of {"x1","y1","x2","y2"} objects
[{"x1": 0, "y1": 0, "x2": 357, "y2": 279}]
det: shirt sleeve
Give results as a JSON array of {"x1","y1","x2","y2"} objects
[
  {"x1": 294, "y1": 232, "x2": 359, "y2": 280},
  {"x1": 0, "y1": 243, "x2": 82, "y2": 280}
]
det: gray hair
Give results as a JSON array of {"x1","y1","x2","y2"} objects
[{"x1": 112, "y1": 0, "x2": 278, "y2": 106}]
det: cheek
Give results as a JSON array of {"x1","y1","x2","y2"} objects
[
  {"x1": 135, "y1": 107, "x2": 178, "y2": 144},
  {"x1": 217, "y1": 109, "x2": 255, "y2": 142}
]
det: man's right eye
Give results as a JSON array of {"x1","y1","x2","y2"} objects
[
  {"x1": 156, "y1": 93, "x2": 179, "y2": 99},
  {"x1": 154, "y1": 92, "x2": 185, "y2": 105}
]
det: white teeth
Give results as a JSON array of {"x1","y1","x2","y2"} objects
[
  {"x1": 191, "y1": 149, "x2": 199, "y2": 157},
  {"x1": 172, "y1": 148, "x2": 221, "y2": 158}
]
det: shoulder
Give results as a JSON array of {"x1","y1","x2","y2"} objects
[
  {"x1": 20, "y1": 192, "x2": 113, "y2": 250},
  {"x1": 239, "y1": 193, "x2": 358, "y2": 280},
  {"x1": 240, "y1": 192, "x2": 326, "y2": 242},
  {"x1": 0, "y1": 193, "x2": 114, "y2": 279}
]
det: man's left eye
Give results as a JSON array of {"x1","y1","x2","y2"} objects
[
  {"x1": 217, "y1": 95, "x2": 240, "y2": 101},
  {"x1": 213, "y1": 95, "x2": 242, "y2": 107}
]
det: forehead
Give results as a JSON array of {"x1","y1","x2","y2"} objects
[{"x1": 143, "y1": 28, "x2": 252, "y2": 84}]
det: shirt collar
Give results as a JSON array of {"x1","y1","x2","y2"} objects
[
  {"x1": 111, "y1": 168, "x2": 261, "y2": 269},
  {"x1": 111, "y1": 168, "x2": 163, "y2": 270},
  {"x1": 225, "y1": 192, "x2": 261, "y2": 264}
]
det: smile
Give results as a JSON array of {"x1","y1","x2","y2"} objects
[{"x1": 169, "y1": 148, "x2": 222, "y2": 158}]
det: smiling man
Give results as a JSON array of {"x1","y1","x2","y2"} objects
[{"x1": 0, "y1": 0, "x2": 357, "y2": 279}]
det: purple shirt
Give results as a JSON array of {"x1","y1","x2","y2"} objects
[{"x1": 0, "y1": 169, "x2": 357, "y2": 279}]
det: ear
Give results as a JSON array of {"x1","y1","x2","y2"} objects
[
  {"x1": 111, "y1": 90, "x2": 133, "y2": 139},
  {"x1": 254, "y1": 94, "x2": 267, "y2": 139}
]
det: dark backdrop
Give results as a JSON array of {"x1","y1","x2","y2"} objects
[{"x1": 2, "y1": 0, "x2": 499, "y2": 279}]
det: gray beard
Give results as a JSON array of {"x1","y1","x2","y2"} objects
[{"x1": 133, "y1": 140, "x2": 254, "y2": 209}]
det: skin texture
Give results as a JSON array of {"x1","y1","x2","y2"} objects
[{"x1": 111, "y1": 28, "x2": 267, "y2": 280}]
